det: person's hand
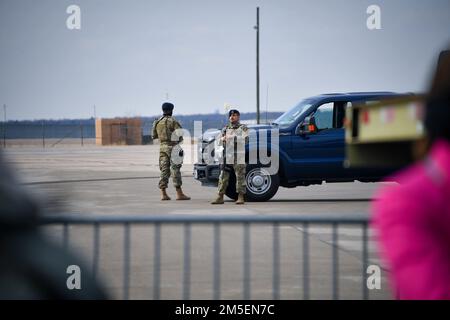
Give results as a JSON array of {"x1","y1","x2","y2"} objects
[
  {"x1": 222, "y1": 133, "x2": 239, "y2": 142},
  {"x1": 222, "y1": 134, "x2": 233, "y2": 141}
]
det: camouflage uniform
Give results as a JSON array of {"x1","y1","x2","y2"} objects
[
  {"x1": 152, "y1": 116, "x2": 184, "y2": 190},
  {"x1": 217, "y1": 122, "x2": 249, "y2": 194}
]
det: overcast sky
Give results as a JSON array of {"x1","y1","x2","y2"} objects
[{"x1": 1, "y1": 0, "x2": 449, "y2": 120}]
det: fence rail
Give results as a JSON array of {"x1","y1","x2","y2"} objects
[{"x1": 39, "y1": 214, "x2": 372, "y2": 300}]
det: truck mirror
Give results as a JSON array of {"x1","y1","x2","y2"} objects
[
  {"x1": 297, "y1": 116, "x2": 317, "y2": 135},
  {"x1": 308, "y1": 116, "x2": 318, "y2": 133}
]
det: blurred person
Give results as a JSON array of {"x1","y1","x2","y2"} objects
[
  {"x1": 152, "y1": 102, "x2": 190, "y2": 201},
  {"x1": 211, "y1": 109, "x2": 249, "y2": 205},
  {"x1": 372, "y1": 50, "x2": 450, "y2": 299},
  {"x1": 0, "y1": 152, "x2": 107, "y2": 299}
]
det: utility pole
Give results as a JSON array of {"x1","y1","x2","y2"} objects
[
  {"x1": 42, "y1": 120, "x2": 45, "y2": 148},
  {"x1": 3, "y1": 104, "x2": 6, "y2": 148},
  {"x1": 93, "y1": 105, "x2": 97, "y2": 119},
  {"x1": 266, "y1": 84, "x2": 269, "y2": 124},
  {"x1": 255, "y1": 7, "x2": 260, "y2": 124},
  {"x1": 80, "y1": 121, "x2": 84, "y2": 146}
]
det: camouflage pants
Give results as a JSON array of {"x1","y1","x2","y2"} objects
[
  {"x1": 218, "y1": 164, "x2": 246, "y2": 194},
  {"x1": 158, "y1": 144, "x2": 182, "y2": 189}
]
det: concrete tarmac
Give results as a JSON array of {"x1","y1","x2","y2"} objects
[{"x1": 3, "y1": 144, "x2": 393, "y2": 299}]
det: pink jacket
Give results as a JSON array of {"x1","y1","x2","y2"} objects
[{"x1": 372, "y1": 139, "x2": 450, "y2": 300}]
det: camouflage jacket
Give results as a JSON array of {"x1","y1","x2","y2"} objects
[
  {"x1": 220, "y1": 122, "x2": 249, "y2": 162},
  {"x1": 152, "y1": 116, "x2": 183, "y2": 145},
  {"x1": 220, "y1": 122, "x2": 249, "y2": 144}
]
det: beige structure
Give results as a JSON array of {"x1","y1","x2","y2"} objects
[
  {"x1": 345, "y1": 96, "x2": 426, "y2": 167},
  {"x1": 95, "y1": 118, "x2": 142, "y2": 145}
]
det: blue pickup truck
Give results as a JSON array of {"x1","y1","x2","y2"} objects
[{"x1": 193, "y1": 92, "x2": 407, "y2": 201}]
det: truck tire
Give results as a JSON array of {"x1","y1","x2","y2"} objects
[
  {"x1": 245, "y1": 165, "x2": 280, "y2": 201},
  {"x1": 224, "y1": 165, "x2": 280, "y2": 202}
]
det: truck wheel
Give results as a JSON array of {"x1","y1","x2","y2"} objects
[
  {"x1": 224, "y1": 166, "x2": 280, "y2": 202},
  {"x1": 245, "y1": 166, "x2": 279, "y2": 202}
]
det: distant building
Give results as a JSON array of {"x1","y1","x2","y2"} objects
[{"x1": 95, "y1": 118, "x2": 142, "y2": 145}]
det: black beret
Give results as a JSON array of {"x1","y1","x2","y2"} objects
[
  {"x1": 162, "y1": 102, "x2": 174, "y2": 113},
  {"x1": 228, "y1": 109, "x2": 240, "y2": 117}
]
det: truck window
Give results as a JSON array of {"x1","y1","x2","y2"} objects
[
  {"x1": 314, "y1": 103, "x2": 333, "y2": 130},
  {"x1": 334, "y1": 101, "x2": 351, "y2": 129},
  {"x1": 273, "y1": 99, "x2": 313, "y2": 128}
]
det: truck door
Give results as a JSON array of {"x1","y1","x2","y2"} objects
[{"x1": 288, "y1": 101, "x2": 346, "y2": 179}]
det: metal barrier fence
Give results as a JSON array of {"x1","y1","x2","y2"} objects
[{"x1": 39, "y1": 214, "x2": 372, "y2": 300}]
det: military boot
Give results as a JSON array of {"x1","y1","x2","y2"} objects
[
  {"x1": 176, "y1": 187, "x2": 191, "y2": 200},
  {"x1": 235, "y1": 193, "x2": 245, "y2": 205},
  {"x1": 161, "y1": 188, "x2": 171, "y2": 201},
  {"x1": 211, "y1": 193, "x2": 225, "y2": 204}
]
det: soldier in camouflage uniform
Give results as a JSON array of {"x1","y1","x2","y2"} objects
[
  {"x1": 152, "y1": 102, "x2": 190, "y2": 201},
  {"x1": 211, "y1": 109, "x2": 249, "y2": 205}
]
